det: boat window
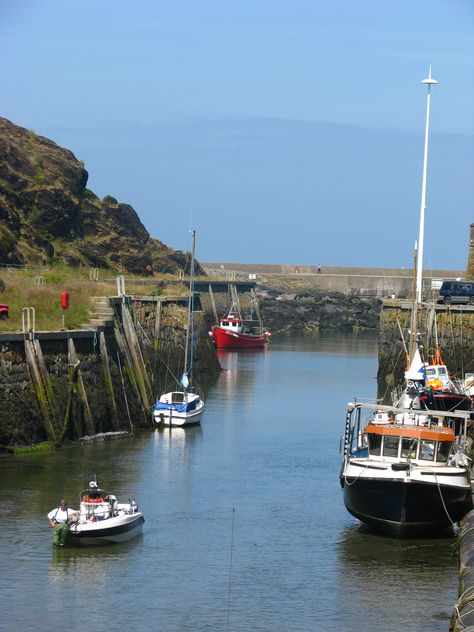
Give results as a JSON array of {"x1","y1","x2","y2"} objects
[
  {"x1": 368, "y1": 434, "x2": 382, "y2": 456},
  {"x1": 437, "y1": 367, "x2": 448, "y2": 376},
  {"x1": 419, "y1": 440, "x2": 435, "y2": 461},
  {"x1": 436, "y1": 441, "x2": 451, "y2": 463},
  {"x1": 426, "y1": 368, "x2": 436, "y2": 378},
  {"x1": 400, "y1": 437, "x2": 418, "y2": 459},
  {"x1": 382, "y1": 436, "x2": 399, "y2": 457},
  {"x1": 222, "y1": 321, "x2": 229, "y2": 326}
]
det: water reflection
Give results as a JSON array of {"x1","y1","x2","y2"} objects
[
  {"x1": 153, "y1": 425, "x2": 202, "y2": 453},
  {"x1": 48, "y1": 538, "x2": 144, "y2": 581},
  {"x1": 273, "y1": 331, "x2": 378, "y2": 356}
]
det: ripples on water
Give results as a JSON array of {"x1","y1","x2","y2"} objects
[{"x1": 0, "y1": 333, "x2": 457, "y2": 631}]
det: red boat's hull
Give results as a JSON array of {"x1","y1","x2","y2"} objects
[{"x1": 211, "y1": 327, "x2": 269, "y2": 349}]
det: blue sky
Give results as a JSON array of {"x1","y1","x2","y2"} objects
[{"x1": 1, "y1": 0, "x2": 473, "y2": 269}]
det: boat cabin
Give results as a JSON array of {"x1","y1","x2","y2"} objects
[
  {"x1": 156, "y1": 391, "x2": 201, "y2": 412},
  {"x1": 366, "y1": 423, "x2": 454, "y2": 463},
  {"x1": 425, "y1": 364, "x2": 455, "y2": 392},
  {"x1": 218, "y1": 317, "x2": 244, "y2": 333}
]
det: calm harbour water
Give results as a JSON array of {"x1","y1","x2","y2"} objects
[{"x1": 0, "y1": 333, "x2": 458, "y2": 632}]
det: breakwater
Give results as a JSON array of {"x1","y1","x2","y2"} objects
[
  {"x1": 0, "y1": 296, "x2": 219, "y2": 450},
  {"x1": 203, "y1": 263, "x2": 465, "y2": 299}
]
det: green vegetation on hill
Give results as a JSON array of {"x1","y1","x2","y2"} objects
[{"x1": 0, "y1": 266, "x2": 193, "y2": 332}]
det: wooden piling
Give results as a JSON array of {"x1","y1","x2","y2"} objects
[
  {"x1": 24, "y1": 339, "x2": 57, "y2": 441},
  {"x1": 99, "y1": 331, "x2": 117, "y2": 417},
  {"x1": 67, "y1": 338, "x2": 94, "y2": 435},
  {"x1": 121, "y1": 304, "x2": 152, "y2": 408},
  {"x1": 209, "y1": 284, "x2": 218, "y2": 323},
  {"x1": 154, "y1": 298, "x2": 162, "y2": 348},
  {"x1": 114, "y1": 322, "x2": 148, "y2": 422}
]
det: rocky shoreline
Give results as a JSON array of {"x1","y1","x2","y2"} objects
[{"x1": 257, "y1": 286, "x2": 381, "y2": 333}]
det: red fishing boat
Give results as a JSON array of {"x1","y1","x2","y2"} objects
[{"x1": 209, "y1": 309, "x2": 271, "y2": 349}]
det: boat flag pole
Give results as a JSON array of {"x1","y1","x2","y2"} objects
[{"x1": 416, "y1": 66, "x2": 437, "y2": 305}]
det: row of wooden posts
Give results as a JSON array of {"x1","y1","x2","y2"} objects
[{"x1": 23, "y1": 299, "x2": 156, "y2": 444}]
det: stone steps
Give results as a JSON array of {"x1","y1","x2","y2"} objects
[{"x1": 80, "y1": 296, "x2": 116, "y2": 330}]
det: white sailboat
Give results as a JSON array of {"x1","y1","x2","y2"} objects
[{"x1": 152, "y1": 230, "x2": 205, "y2": 427}]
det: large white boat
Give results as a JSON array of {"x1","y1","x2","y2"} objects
[
  {"x1": 152, "y1": 230, "x2": 205, "y2": 427},
  {"x1": 68, "y1": 481, "x2": 144, "y2": 546},
  {"x1": 340, "y1": 402, "x2": 472, "y2": 537},
  {"x1": 340, "y1": 70, "x2": 473, "y2": 538}
]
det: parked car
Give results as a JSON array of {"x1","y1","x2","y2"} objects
[
  {"x1": 437, "y1": 280, "x2": 474, "y2": 305},
  {"x1": 0, "y1": 304, "x2": 9, "y2": 319}
]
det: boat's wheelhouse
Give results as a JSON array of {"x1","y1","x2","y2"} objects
[
  {"x1": 79, "y1": 485, "x2": 115, "y2": 521},
  {"x1": 425, "y1": 364, "x2": 455, "y2": 391},
  {"x1": 218, "y1": 317, "x2": 243, "y2": 333},
  {"x1": 366, "y1": 423, "x2": 454, "y2": 464}
]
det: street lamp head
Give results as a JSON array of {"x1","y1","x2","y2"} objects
[{"x1": 422, "y1": 65, "x2": 437, "y2": 85}]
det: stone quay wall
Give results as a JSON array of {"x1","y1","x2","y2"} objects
[
  {"x1": 0, "y1": 299, "x2": 219, "y2": 450},
  {"x1": 378, "y1": 300, "x2": 474, "y2": 389}
]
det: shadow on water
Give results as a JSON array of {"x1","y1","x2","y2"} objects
[{"x1": 335, "y1": 524, "x2": 458, "y2": 630}]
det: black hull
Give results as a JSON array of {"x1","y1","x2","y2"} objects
[
  {"x1": 68, "y1": 515, "x2": 144, "y2": 546},
  {"x1": 419, "y1": 392, "x2": 472, "y2": 413},
  {"x1": 341, "y1": 475, "x2": 473, "y2": 538}
]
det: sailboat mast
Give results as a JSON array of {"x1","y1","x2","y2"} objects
[
  {"x1": 415, "y1": 66, "x2": 437, "y2": 305},
  {"x1": 409, "y1": 241, "x2": 419, "y2": 363},
  {"x1": 183, "y1": 229, "x2": 196, "y2": 381}
]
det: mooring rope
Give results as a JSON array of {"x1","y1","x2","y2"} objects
[
  {"x1": 344, "y1": 461, "x2": 370, "y2": 486},
  {"x1": 433, "y1": 471, "x2": 456, "y2": 527}
]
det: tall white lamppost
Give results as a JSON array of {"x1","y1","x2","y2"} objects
[{"x1": 416, "y1": 66, "x2": 437, "y2": 304}]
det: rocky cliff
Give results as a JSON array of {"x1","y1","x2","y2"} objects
[{"x1": 0, "y1": 116, "x2": 200, "y2": 274}]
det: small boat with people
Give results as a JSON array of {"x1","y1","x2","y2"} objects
[
  {"x1": 152, "y1": 230, "x2": 205, "y2": 427},
  {"x1": 339, "y1": 402, "x2": 473, "y2": 538},
  {"x1": 67, "y1": 480, "x2": 144, "y2": 546}
]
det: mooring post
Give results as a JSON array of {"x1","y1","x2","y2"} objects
[
  {"x1": 68, "y1": 338, "x2": 94, "y2": 435},
  {"x1": 99, "y1": 331, "x2": 117, "y2": 417}
]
